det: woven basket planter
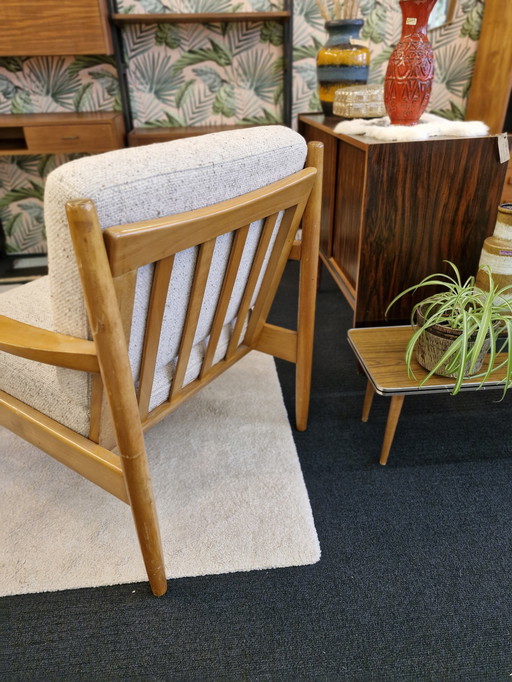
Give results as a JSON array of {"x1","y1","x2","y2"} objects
[{"x1": 414, "y1": 306, "x2": 492, "y2": 378}]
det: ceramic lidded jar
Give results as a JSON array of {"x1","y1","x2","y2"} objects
[
  {"x1": 316, "y1": 19, "x2": 370, "y2": 117},
  {"x1": 384, "y1": 0, "x2": 438, "y2": 126}
]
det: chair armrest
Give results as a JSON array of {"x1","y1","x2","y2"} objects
[{"x1": 0, "y1": 315, "x2": 99, "y2": 372}]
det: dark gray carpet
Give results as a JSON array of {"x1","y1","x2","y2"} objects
[{"x1": 3, "y1": 262, "x2": 511, "y2": 681}]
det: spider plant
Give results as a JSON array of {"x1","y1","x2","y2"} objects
[{"x1": 385, "y1": 261, "x2": 512, "y2": 396}]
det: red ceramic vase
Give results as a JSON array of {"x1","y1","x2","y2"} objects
[{"x1": 384, "y1": 0, "x2": 438, "y2": 126}]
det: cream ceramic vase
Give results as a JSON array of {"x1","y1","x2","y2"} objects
[{"x1": 476, "y1": 203, "x2": 512, "y2": 296}]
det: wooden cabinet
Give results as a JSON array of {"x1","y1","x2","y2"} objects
[
  {"x1": 298, "y1": 114, "x2": 509, "y2": 327},
  {"x1": 1, "y1": 0, "x2": 112, "y2": 56},
  {"x1": 0, "y1": 114, "x2": 125, "y2": 155}
]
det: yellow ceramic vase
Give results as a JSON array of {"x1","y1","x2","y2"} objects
[{"x1": 316, "y1": 19, "x2": 370, "y2": 116}]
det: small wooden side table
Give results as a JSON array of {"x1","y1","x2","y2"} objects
[{"x1": 347, "y1": 326, "x2": 510, "y2": 465}]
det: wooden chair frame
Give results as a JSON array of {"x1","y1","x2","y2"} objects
[{"x1": 0, "y1": 142, "x2": 323, "y2": 596}]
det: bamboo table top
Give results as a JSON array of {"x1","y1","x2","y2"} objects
[{"x1": 348, "y1": 326, "x2": 510, "y2": 396}]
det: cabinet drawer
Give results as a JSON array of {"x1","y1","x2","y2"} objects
[{"x1": 25, "y1": 124, "x2": 119, "y2": 153}]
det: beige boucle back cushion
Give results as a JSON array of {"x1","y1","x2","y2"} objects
[{"x1": 44, "y1": 126, "x2": 307, "y2": 413}]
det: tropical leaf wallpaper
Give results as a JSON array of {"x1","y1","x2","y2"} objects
[
  {"x1": 0, "y1": 0, "x2": 484, "y2": 255},
  {"x1": 0, "y1": 56, "x2": 119, "y2": 254}
]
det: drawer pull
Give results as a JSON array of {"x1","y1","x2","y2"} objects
[{"x1": 61, "y1": 135, "x2": 80, "y2": 140}]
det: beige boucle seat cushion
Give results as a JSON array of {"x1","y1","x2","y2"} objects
[
  {"x1": 0, "y1": 277, "x2": 90, "y2": 435},
  {"x1": 0, "y1": 126, "x2": 307, "y2": 436}
]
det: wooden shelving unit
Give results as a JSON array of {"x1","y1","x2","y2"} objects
[{"x1": 111, "y1": 4, "x2": 294, "y2": 143}]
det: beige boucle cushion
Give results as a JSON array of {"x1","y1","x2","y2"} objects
[
  {"x1": 0, "y1": 277, "x2": 90, "y2": 435},
  {"x1": 0, "y1": 126, "x2": 307, "y2": 435}
]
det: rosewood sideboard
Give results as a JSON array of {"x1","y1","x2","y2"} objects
[{"x1": 298, "y1": 114, "x2": 510, "y2": 326}]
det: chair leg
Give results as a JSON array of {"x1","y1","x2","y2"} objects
[
  {"x1": 379, "y1": 395, "x2": 405, "y2": 466},
  {"x1": 295, "y1": 305, "x2": 315, "y2": 432},
  {"x1": 295, "y1": 141, "x2": 323, "y2": 432},
  {"x1": 361, "y1": 380, "x2": 375, "y2": 422},
  {"x1": 122, "y1": 454, "x2": 168, "y2": 596}
]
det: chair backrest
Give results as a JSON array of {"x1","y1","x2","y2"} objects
[
  {"x1": 44, "y1": 126, "x2": 309, "y2": 414},
  {"x1": 102, "y1": 164, "x2": 316, "y2": 423}
]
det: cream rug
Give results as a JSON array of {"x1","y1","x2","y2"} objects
[{"x1": 0, "y1": 352, "x2": 320, "y2": 596}]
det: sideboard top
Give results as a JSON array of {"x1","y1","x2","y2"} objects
[{"x1": 298, "y1": 113, "x2": 495, "y2": 149}]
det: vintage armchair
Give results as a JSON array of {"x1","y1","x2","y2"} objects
[{"x1": 0, "y1": 126, "x2": 322, "y2": 596}]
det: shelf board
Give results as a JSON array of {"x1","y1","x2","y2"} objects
[
  {"x1": 0, "y1": 112, "x2": 122, "y2": 127},
  {"x1": 128, "y1": 124, "x2": 262, "y2": 146},
  {"x1": 111, "y1": 12, "x2": 290, "y2": 25}
]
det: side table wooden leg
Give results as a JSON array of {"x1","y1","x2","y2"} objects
[
  {"x1": 361, "y1": 380, "x2": 375, "y2": 422},
  {"x1": 380, "y1": 394, "x2": 405, "y2": 466}
]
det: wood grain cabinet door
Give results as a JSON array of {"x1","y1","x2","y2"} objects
[{"x1": 1, "y1": 0, "x2": 112, "y2": 56}]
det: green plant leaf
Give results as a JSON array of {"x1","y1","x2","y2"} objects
[
  {"x1": 460, "y1": 4, "x2": 484, "y2": 40},
  {"x1": 294, "y1": 63, "x2": 318, "y2": 90},
  {"x1": 73, "y1": 83, "x2": 94, "y2": 112},
  {"x1": 293, "y1": 0, "x2": 324, "y2": 31},
  {"x1": 145, "y1": 112, "x2": 186, "y2": 127},
  {"x1": 434, "y1": 44, "x2": 474, "y2": 97},
  {"x1": 430, "y1": 101, "x2": 466, "y2": 121},
  {"x1": 26, "y1": 57, "x2": 81, "y2": 108},
  {"x1": 18, "y1": 202, "x2": 44, "y2": 222},
  {"x1": 123, "y1": 24, "x2": 157, "y2": 61},
  {"x1": 193, "y1": 67, "x2": 225, "y2": 93},
  {"x1": 175, "y1": 80, "x2": 196, "y2": 108},
  {"x1": 212, "y1": 83, "x2": 236, "y2": 117},
  {"x1": 0, "y1": 57, "x2": 25, "y2": 73},
  {"x1": 236, "y1": 51, "x2": 280, "y2": 104},
  {"x1": 225, "y1": 22, "x2": 261, "y2": 56},
  {"x1": 2, "y1": 212, "x2": 23, "y2": 237},
  {"x1": 370, "y1": 46, "x2": 394, "y2": 70},
  {"x1": 260, "y1": 21, "x2": 284, "y2": 47},
  {"x1": 10, "y1": 91, "x2": 33, "y2": 114},
  {"x1": 4, "y1": 212, "x2": 45, "y2": 253},
  {"x1": 396, "y1": 261, "x2": 512, "y2": 396},
  {"x1": 240, "y1": 108, "x2": 282, "y2": 125},
  {"x1": 293, "y1": 38, "x2": 323, "y2": 61},
  {"x1": 0, "y1": 182, "x2": 45, "y2": 208},
  {"x1": 361, "y1": 5, "x2": 388, "y2": 43},
  {"x1": 155, "y1": 24, "x2": 182, "y2": 49},
  {"x1": 67, "y1": 56, "x2": 117, "y2": 77},
  {"x1": 0, "y1": 75, "x2": 17, "y2": 100},
  {"x1": 171, "y1": 39, "x2": 233, "y2": 74},
  {"x1": 134, "y1": 53, "x2": 184, "y2": 104},
  {"x1": 38, "y1": 155, "x2": 60, "y2": 178},
  {"x1": 89, "y1": 69, "x2": 120, "y2": 98}
]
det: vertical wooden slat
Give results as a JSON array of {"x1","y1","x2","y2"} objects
[
  {"x1": 200, "y1": 225, "x2": 250, "y2": 378},
  {"x1": 88, "y1": 373, "x2": 104, "y2": 443},
  {"x1": 89, "y1": 269, "x2": 137, "y2": 449},
  {"x1": 243, "y1": 201, "x2": 306, "y2": 347},
  {"x1": 225, "y1": 213, "x2": 279, "y2": 359},
  {"x1": 138, "y1": 256, "x2": 175, "y2": 419},
  {"x1": 169, "y1": 239, "x2": 216, "y2": 401}
]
